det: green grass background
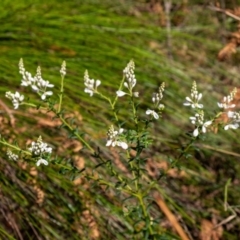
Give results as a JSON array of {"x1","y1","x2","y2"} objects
[{"x1": 1, "y1": 0, "x2": 240, "y2": 239}]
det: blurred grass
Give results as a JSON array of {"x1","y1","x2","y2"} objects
[{"x1": 1, "y1": 0, "x2": 240, "y2": 239}]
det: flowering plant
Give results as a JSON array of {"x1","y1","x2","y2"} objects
[{"x1": 1, "y1": 59, "x2": 238, "y2": 239}]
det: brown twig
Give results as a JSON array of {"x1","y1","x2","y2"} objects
[
  {"x1": 208, "y1": 5, "x2": 240, "y2": 21},
  {"x1": 154, "y1": 191, "x2": 190, "y2": 240}
]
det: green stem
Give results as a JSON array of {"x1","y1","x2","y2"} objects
[
  {"x1": 87, "y1": 175, "x2": 133, "y2": 195},
  {"x1": 22, "y1": 102, "x2": 47, "y2": 110},
  {"x1": 98, "y1": 92, "x2": 119, "y2": 122},
  {"x1": 59, "y1": 115, "x2": 95, "y2": 153},
  {"x1": 58, "y1": 75, "x2": 65, "y2": 113},
  {"x1": 0, "y1": 140, "x2": 31, "y2": 155},
  {"x1": 138, "y1": 194, "x2": 154, "y2": 237}
]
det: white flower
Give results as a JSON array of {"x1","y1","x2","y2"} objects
[
  {"x1": 106, "y1": 140, "x2": 128, "y2": 149},
  {"x1": 84, "y1": 70, "x2": 101, "y2": 97},
  {"x1": 19, "y1": 58, "x2": 25, "y2": 75},
  {"x1": 116, "y1": 90, "x2": 139, "y2": 98},
  {"x1": 190, "y1": 115, "x2": 198, "y2": 124},
  {"x1": 184, "y1": 81, "x2": 203, "y2": 109},
  {"x1": 5, "y1": 91, "x2": 24, "y2": 109},
  {"x1": 21, "y1": 71, "x2": 35, "y2": 87},
  {"x1": 152, "y1": 83, "x2": 165, "y2": 103},
  {"x1": 218, "y1": 88, "x2": 237, "y2": 109},
  {"x1": 224, "y1": 123, "x2": 239, "y2": 130},
  {"x1": 60, "y1": 61, "x2": 66, "y2": 76},
  {"x1": 184, "y1": 94, "x2": 203, "y2": 108},
  {"x1": 36, "y1": 158, "x2": 49, "y2": 166},
  {"x1": 28, "y1": 136, "x2": 52, "y2": 156},
  {"x1": 224, "y1": 111, "x2": 240, "y2": 130},
  {"x1": 146, "y1": 109, "x2": 159, "y2": 119},
  {"x1": 189, "y1": 111, "x2": 212, "y2": 137},
  {"x1": 133, "y1": 92, "x2": 139, "y2": 97},
  {"x1": 146, "y1": 83, "x2": 165, "y2": 119},
  {"x1": 217, "y1": 102, "x2": 235, "y2": 109},
  {"x1": 121, "y1": 60, "x2": 137, "y2": 96},
  {"x1": 18, "y1": 59, "x2": 54, "y2": 100},
  {"x1": 202, "y1": 120, "x2": 212, "y2": 133},
  {"x1": 193, "y1": 128, "x2": 199, "y2": 137},
  {"x1": 227, "y1": 111, "x2": 235, "y2": 118},
  {"x1": 116, "y1": 90, "x2": 127, "y2": 97},
  {"x1": 28, "y1": 136, "x2": 52, "y2": 166},
  {"x1": 106, "y1": 126, "x2": 128, "y2": 150},
  {"x1": 184, "y1": 95, "x2": 203, "y2": 108},
  {"x1": 6, "y1": 150, "x2": 19, "y2": 161},
  {"x1": 41, "y1": 91, "x2": 53, "y2": 100}
]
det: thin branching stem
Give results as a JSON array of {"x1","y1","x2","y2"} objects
[
  {"x1": 59, "y1": 115, "x2": 95, "y2": 153},
  {"x1": 58, "y1": 75, "x2": 65, "y2": 113}
]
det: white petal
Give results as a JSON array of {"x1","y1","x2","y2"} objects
[
  {"x1": 47, "y1": 83, "x2": 54, "y2": 88},
  {"x1": 131, "y1": 79, "x2": 136, "y2": 88},
  {"x1": 124, "y1": 82, "x2": 128, "y2": 88},
  {"x1": 231, "y1": 123, "x2": 239, "y2": 129},
  {"x1": 133, "y1": 92, "x2": 139, "y2": 97},
  {"x1": 202, "y1": 126, "x2": 206, "y2": 133},
  {"x1": 152, "y1": 111, "x2": 159, "y2": 119},
  {"x1": 224, "y1": 125, "x2": 229, "y2": 130},
  {"x1": 106, "y1": 139, "x2": 112, "y2": 147},
  {"x1": 36, "y1": 159, "x2": 48, "y2": 166},
  {"x1": 204, "y1": 121, "x2": 212, "y2": 127},
  {"x1": 158, "y1": 104, "x2": 164, "y2": 109},
  {"x1": 229, "y1": 104, "x2": 236, "y2": 109},
  {"x1": 116, "y1": 90, "x2": 126, "y2": 97},
  {"x1": 185, "y1": 97, "x2": 192, "y2": 102},
  {"x1": 84, "y1": 88, "x2": 93, "y2": 96},
  {"x1": 227, "y1": 111, "x2": 235, "y2": 118},
  {"x1": 41, "y1": 91, "x2": 53, "y2": 100},
  {"x1": 32, "y1": 85, "x2": 39, "y2": 91},
  {"x1": 21, "y1": 81, "x2": 29, "y2": 86},
  {"x1": 118, "y1": 128, "x2": 124, "y2": 134},
  {"x1": 197, "y1": 93, "x2": 202, "y2": 101},
  {"x1": 13, "y1": 103, "x2": 19, "y2": 109},
  {"x1": 146, "y1": 109, "x2": 152, "y2": 115},
  {"x1": 217, "y1": 102, "x2": 223, "y2": 108},
  {"x1": 19, "y1": 95, "x2": 24, "y2": 101},
  {"x1": 120, "y1": 142, "x2": 128, "y2": 149},
  {"x1": 193, "y1": 128, "x2": 199, "y2": 137},
  {"x1": 15, "y1": 92, "x2": 20, "y2": 98},
  {"x1": 95, "y1": 80, "x2": 101, "y2": 87}
]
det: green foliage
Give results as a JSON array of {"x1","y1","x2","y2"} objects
[{"x1": 1, "y1": 0, "x2": 240, "y2": 239}]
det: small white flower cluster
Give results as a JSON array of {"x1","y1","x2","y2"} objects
[
  {"x1": 217, "y1": 88, "x2": 237, "y2": 109},
  {"x1": 184, "y1": 81, "x2": 212, "y2": 137},
  {"x1": 60, "y1": 61, "x2": 66, "y2": 77},
  {"x1": 106, "y1": 125, "x2": 128, "y2": 149},
  {"x1": 84, "y1": 70, "x2": 101, "y2": 97},
  {"x1": 224, "y1": 111, "x2": 240, "y2": 130},
  {"x1": 6, "y1": 149, "x2": 19, "y2": 161},
  {"x1": 217, "y1": 88, "x2": 240, "y2": 131},
  {"x1": 28, "y1": 136, "x2": 52, "y2": 166},
  {"x1": 189, "y1": 111, "x2": 212, "y2": 137},
  {"x1": 146, "y1": 82, "x2": 165, "y2": 119},
  {"x1": 116, "y1": 60, "x2": 139, "y2": 97},
  {"x1": 183, "y1": 81, "x2": 203, "y2": 109},
  {"x1": 19, "y1": 59, "x2": 54, "y2": 100},
  {"x1": 5, "y1": 91, "x2": 24, "y2": 109}
]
